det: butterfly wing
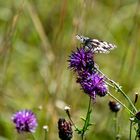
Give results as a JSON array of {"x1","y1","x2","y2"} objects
[
  {"x1": 76, "y1": 35, "x2": 117, "y2": 53},
  {"x1": 89, "y1": 39, "x2": 117, "y2": 53},
  {"x1": 76, "y1": 35, "x2": 90, "y2": 43}
]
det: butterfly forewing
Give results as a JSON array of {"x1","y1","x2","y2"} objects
[{"x1": 76, "y1": 35, "x2": 117, "y2": 54}]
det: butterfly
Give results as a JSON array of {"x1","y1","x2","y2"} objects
[{"x1": 76, "y1": 35, "x2": 117, "y2": 53}]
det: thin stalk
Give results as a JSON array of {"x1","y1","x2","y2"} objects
[
  {"x1": 31, "y1": 133, "x2": 36, "y2": 140},
  {"x1": 135, "y1": 134, "x2": 138, "y2": 140},
  {"x1": 115, "y1": 113, "x2": 118, "y2": 140},
  {"x1": 108, "y1": 92, "x2": 134, "y2": 115},
  {"x1": 44, "y1": 129, "x2": 47, "y2": 140},
  {"x1": 129, "y1": 120, "x2": 133, "y2": 140},
  {"x1": 44, "y1": 133, "x2": 47, "y2": 140},
  {"x1": 81, "y1": 97, "x2": 92, "y2": 140},
  {"x1": 105, "y1": 81, "x2": 114, "y2": 88},
  {"x1": 115, "y1": 112, "x2": 120, "y2": 140},
  {"x1": 67, "y1": 112, "x2": 78, "y2": 131},
  {"x1": 82, "y1": 134, "x2": 84, "y2": 140},
  {"x1": 129, "y1": 97, "x2": 137, "y2": 140},
  {"x1": 96, "y1": 67, "x2": 137, "y2": 113},
  {"x1": 114, "y1": 83, "x2": 137, "y2": 113}
]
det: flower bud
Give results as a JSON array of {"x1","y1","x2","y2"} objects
[
  {"x1": 109, "y1": 101, "x2": 121, "y2": 113},
  {"x1": 58, "y1": 118, "x2": 73, "y2": 140}
]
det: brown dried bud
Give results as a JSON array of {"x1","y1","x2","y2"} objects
[
  {"x1": 58, "y1": 118, "x2": 73, "y2": 140},
  {"x1": 134, "y1": 93, "x2": 138, "y2": 104}
]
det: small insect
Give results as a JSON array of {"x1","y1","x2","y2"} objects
[{"x1": 76, "y1": 35, "x2": 117, "y2": 53}]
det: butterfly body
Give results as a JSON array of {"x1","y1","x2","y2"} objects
[{"x1": 76, "y1": 35, "x2": 117, "y2": 53}]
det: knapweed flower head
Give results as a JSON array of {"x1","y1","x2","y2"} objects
[
  {"x1": 77, "y1": 72, "x2": 108, "y2": 99},
  {"x1": 109, "y1": 101, "x2": 121, "y2": 112},
  {"x1": 12, "y1": 109, "x2": 37, "y2": 133},
  {"x1": 68, "y1": 47, "x2": 94, "y2": 73},
  {"x1": 58, "y1": 118, "x2": 73, "y2": 140},
  {"x1": 68, "y1": 46, "x2": 108, "y2": 100}
]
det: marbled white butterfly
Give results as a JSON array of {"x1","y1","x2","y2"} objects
[{"x1": 76, "y1": 35, "x2": 117, "y2": 53}]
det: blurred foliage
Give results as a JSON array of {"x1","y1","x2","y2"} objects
[{"x1": 0, "y1": 0, "x2": 140, "y2": 139}]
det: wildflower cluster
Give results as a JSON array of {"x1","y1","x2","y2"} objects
[
  {"x1": 68, "y1": 47, "x2": 108, "y2": 99},
  {"x1": 11, "y1": 35, "x2": 140, "y2": 140},
  {"x1": 12, "y1": 110, "x2": 37, "y2": 133}
]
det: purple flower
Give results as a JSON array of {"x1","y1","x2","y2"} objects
[
  {"x1": 12, "y1": 110, "x2": 38, "y2": 133},
  {"x1": 68, "y1": 46, "x2": 108, "y2": 100},
  {"x1": 68, "y1": 47, "x2": 94, "y2": 72},
  {"x1": 78, "y1": 72, "x2": 108, "y2": 99}
]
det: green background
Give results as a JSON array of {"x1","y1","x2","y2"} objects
[{"x1": 0, "y1": 0, "x2": 140, "y2": 139}]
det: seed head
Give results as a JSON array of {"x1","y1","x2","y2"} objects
[{"x1": 58, "y1": 118, "x2": 73, "y2": 140}]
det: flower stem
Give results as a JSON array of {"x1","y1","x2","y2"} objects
[
  {"x1": 96, "y1": 67, "x2": 137, "y2": 113},
  {"x1": 115, "y1": 113, "x2": 117, "y2": 139},
  {"x1": 44, "y1": 130, "x2": 47, "y2": 140},
  {"x1": 66, "y1": 111, "x2": 78, "y2": 131},
  {"x1": 135, "y1": 134, "x2": 138, "y2": 140},
  {"x1": 129, "y1": 120, "x2": 133, "y2": 140},
  {"x1": 31, "y1": 133, "x2": 36, "y2": 140},
  {"x1": 112, "y1": 81, "x2": 137, "y2": 113},
  {"x1": 114, "y1": 112, "x2": 120, "y2": 140},
  {"x1": 108, "y1": 92, "x2": 134, "y2": 115},
  {"x1": 81, "y1": 97, "x2": 92, "y2": 140}
]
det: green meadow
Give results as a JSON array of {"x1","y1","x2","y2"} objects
[{"x1": 0, "y1": 0, "x2": 140, "y2": 139}]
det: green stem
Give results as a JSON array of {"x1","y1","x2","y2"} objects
[
  {"x1": 81, "y1": 135, "x2": 84, "y2": 140},
  {"x1": 115, "y1": 112, "x2": 120, "y2": 140},
  {"x1": 44, "y1": 130, "x2": 47, "y2": 140},
  {"x1": 81, "y1": 97, "x2": 92, "y2": 140},
  {"x1": 67, "y1": 112, "x2": 78, "y2": 131},
  {"x1": 113, "y1": 82, "x2": 137, "y2": 113},
  {"x1": 135, "y1": 134, "x2": 138, "y2": 140},
  {"x1": 129, "y1": 120, "x2": 133, "y2": 140},
  {"x1": 96, "y1": 68, "x2": 137, "y2": 113},
  {"x1": 31, "y1": 133, "x2": 36, "y2": 140},
  {"x1": 115, "y1": 113, "x2": 118, "y2": 140},
  {"x1": 108, "y1": 92, "x2": 134, "y2": 115}
]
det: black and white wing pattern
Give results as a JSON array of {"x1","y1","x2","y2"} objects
[{"x1": 76, "y1": 35, "x2": 117, "y2": 53}]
